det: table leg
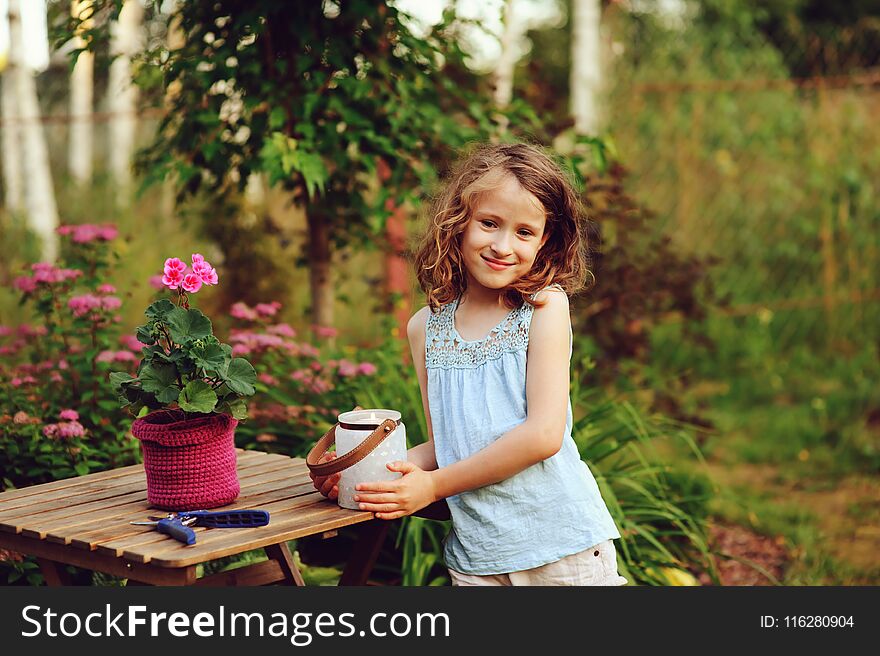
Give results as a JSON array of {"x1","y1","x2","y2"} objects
[
  {"x1": 37, "y1": 558, "x2": 75, "y2": 586},
  {"x1": 338, "y1": 519, "x2": 389, "y2": 586},
  {"x1": 264, "y1": 542, "x2": 306, "y2": 586}
]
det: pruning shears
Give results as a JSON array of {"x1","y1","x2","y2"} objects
[{"x1": 130, "y1": 509, "x2": 271, "y2": 545}]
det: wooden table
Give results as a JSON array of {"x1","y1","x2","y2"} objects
[{"x1": 0, "y1": 449, "x2": 388, "y2": 586}]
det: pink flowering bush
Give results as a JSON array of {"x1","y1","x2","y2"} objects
[
  {"x1": 1, "y1": 224, "x2": 141, "y2": 492},
  {"x1": 222, "y1": 300, "x2": 380, "y2": 455},
  {"x1": 110, "y1": 254, "x2": 257, "y2": 420}
]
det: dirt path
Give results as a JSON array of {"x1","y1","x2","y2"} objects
[{"x1": 696, "y1": 460, "x2": 880, "y2": 584}]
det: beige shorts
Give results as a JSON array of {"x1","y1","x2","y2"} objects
[{"x1": 448, "y1": 539, "x2": 629, "y2": 587}]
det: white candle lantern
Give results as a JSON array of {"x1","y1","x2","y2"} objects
[{"x1": 334, "y1": 408, "x2": 407, "y2": 510}]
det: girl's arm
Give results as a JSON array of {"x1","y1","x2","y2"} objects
[
  {"x1": 356, "y1": 289, "x2": 570, "y2": 519},
  {"x1": 404, "y1": 306, "x2": 438, "y2": 472}
]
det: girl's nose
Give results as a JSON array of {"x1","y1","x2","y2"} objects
[{"x1": 492, "y1": 233, "x2": 512, "y2": 256}]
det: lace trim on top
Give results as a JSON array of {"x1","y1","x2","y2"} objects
[{"x1": 426, "y1": 297, "x2": 534, "y2": 369}]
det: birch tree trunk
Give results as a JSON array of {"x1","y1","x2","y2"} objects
[
  {"x1": 1, "y1": 72, "x2": 24, "y2": 215},
  {"x1": 493, "y1": 0, "x2": 517, "y2": 108},
  {"x1": 108, "y1": 0, "x2": 143, "y2": 194},
  {"x1": 8, "y1": 0, "x2": 58, "y2": 261},
  {"x1": 570, "y1": 0, "x2": 603, "y2": 135},
  {"x1": 69, "y1": 0, "x2": 94, "y2": 185},
  {"x1": 161, "y1": 6, "x2": 184, "y2": 220}
]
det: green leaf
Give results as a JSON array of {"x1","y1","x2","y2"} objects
[
  {"x1": 166, "y1": 307, "x2": 212, "y2": 345},
  {"x1": 191, "y1": 341, "x2": 229, "y2": 374},
  {"x1": 139, "y1": 362, "x2": 180, "y2": 404},
  {"x1": 223, "y1": 398, "x2": 248, "y2": 421},
  {"x1": 74, "y1": 463, "x2": 90, "y2": 476},
  {"x1": 269, "y1": 106, "x2": 287, "y2": 129},
  {"x1": 145, "y1": 299, "x2": 176, "y2": 322},
  {"x1": 109, "y1": 371, "x2": 136, "y2": 394},
  {"x1": 224, "y1": 358, "x2": 257, "y2": 396},
  {"x1": 178, "y1": 380, "x2": 218, "y2": 414},
  {"x1": 136, "y1": 324, "x2": 156, "y2": 345}
]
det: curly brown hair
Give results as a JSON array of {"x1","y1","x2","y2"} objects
[{"x1": 412, "y1": 142, "x2": 592, "y2": 311}]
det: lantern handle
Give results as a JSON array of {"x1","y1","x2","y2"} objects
[{"x1": 306, "y1": 407, "x2": 400, "y2": 478}]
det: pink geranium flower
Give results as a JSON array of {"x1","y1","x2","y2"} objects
[
  {"x1": 59, "y1": 409, "x2": 79, "y2": 421},
  {"x1": 162, "y1": 269, "x2": 185, "y2": 290},
  {"x1": 192, "y1": 260, "x2": 218, "y2": 285},
  {"x1": 164, "y1": 258, "x2": 187, "y2": 275},
  {"x1": 181, "y1": 273, "x2": 203, "y2": 293}
]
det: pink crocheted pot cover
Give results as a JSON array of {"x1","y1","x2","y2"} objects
[{"x1": 131, "y1": 410, "x2": 240, "y2": 510}]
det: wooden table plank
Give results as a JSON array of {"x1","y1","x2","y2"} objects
[
  {"x1": 0, "y1": 450, "x2": 387, "y2": 585},
  {"x1": 146, "y1": 505, "x2": 374, "y2": 568},
  {"x1": 94, "y1": 478, "x2": 320, "y2": 557},
  {"x1": 95, "y1": 480, "x2": 323, "y2": 562},
  {"x1": 0, "y1": 451, "x2": 300, "y2": 536},
  {"x1": 50, "y1": 462, "x2": 302, "y2": 548}
]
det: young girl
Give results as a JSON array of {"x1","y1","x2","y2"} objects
[{"x1": 311, "y1": 142, "x2": 627, "y2": 586}]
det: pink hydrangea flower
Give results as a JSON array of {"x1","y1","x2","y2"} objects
[
  {"x1": 69, "y1": 294, "x2": 104, "y2": 318},
  {"x1": 357, "y1": 362, "x2": 377, "y2": 376},
  {"x1": 311, "y1": 378, "x2": 333, "y2": 394},
  {"x1": 13, "y1": 276, "x2": 38, "y2": 293},
  {"x1": 101, "y1": 296, "x2": 122, "y2": 311},
  {"x1": 313, "y1": 325, "x2": 339, "y2": 339},
  {"x1": 119, "y1": 334, "x2": 142, "y2": 351},
  {"x1": 59, "y1": 409, "x2": 79, "y2": 421},
  {"x1": 254, "y1": 302, "x2": 281, "y2": 318},
  {"x1": 267, "y1": 323, "x2": 296, "y2": 338},
  {"x1": 58, "y1": 223, "x2": 118, "y2": 243},
  {"x1": 96, "y1": 350, "x2": 116, "y2": 363},
  {"x1": 230, "y1": 302, "x2": 258, "y2": 321},
  {"x1": 181, "y1": 273, "x2": 203, "y2": 293},
  {"x1": 97, "y1": 284, "x2": 116, "y2": 294},
  {"x1": 337, "y1": 360, "x2": 358, "y2": 377},
  {"x1": 57, "y1": 421, "x2": 86, "y2": 439}
]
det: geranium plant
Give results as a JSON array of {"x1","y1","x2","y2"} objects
[{"x1": 110, "y1": 254, "x2": 257, "y2": 420}]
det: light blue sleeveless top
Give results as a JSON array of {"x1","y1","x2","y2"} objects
[{"x1": 425, "y1": 286, "x2": 622, "y2": 575}]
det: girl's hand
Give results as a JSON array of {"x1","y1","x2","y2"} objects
[
  {"x1": 354, "y1": 461, "x2": 437, "y2": 520},
  {"x1": 309, "y1": 452, "x2": 340, "y2": 500}
]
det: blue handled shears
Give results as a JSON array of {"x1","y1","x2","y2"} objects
[{"x1": 130, "y1": 509, "x2": 271, "y2": 545}]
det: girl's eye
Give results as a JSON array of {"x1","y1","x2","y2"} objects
[
  {"x1": 480, "y1": 220, "x2": 496, "y2": 228},
  {"x1": 518, "y1": 230, "x2": 533, "y2": 237}
]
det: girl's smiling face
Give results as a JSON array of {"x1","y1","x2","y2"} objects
[{"x1": 460, "y1": 173, "x2": 549, "y2": 294}]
